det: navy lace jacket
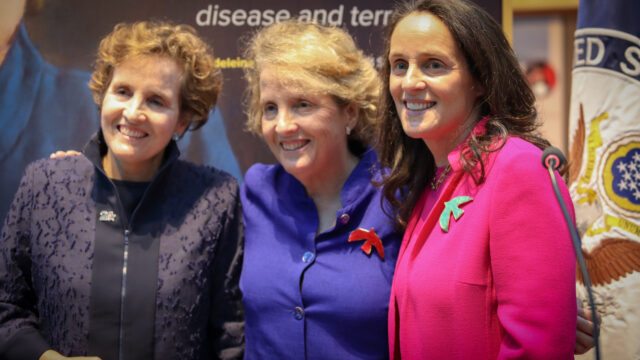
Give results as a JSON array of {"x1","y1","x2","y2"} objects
[{"x1": 0, "y1": 132, "x2": 244, "y2": 360}]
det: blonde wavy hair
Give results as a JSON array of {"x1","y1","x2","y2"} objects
[
  {"x1": 90, "y1": 21, "x2": 222, "y2": 130},
  {"x1": 243, "y1": 20, "x2": 381, "y2": 155}
]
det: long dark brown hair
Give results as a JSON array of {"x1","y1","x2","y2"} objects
[{"x1": 376, "y1": 0, "x2": 550, "y2": 228}]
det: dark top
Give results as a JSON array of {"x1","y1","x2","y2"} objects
[
  {"x1": 0, "y1": 131, "x2": 244, "y2": 360},
  {"x1": 111, "y1": 179, "x2": 150, "y2": 222}
]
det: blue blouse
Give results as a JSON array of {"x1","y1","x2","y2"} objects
[{"x1": 240, "y1": 149, "x2": 401, "y2": 360}]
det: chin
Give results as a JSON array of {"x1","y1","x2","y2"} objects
[
  {"x1": 282, "y1": 160, "x2": 315, "y2": 178},
  {"x1": 110, "y1": 146, "x2": 139, "y2": 159},
  {"x1": 112, "y1": 153, "x2": 143, "y2": 164},
  {"x1": 281, "y1": 161, "x2": 306, "y2": 174},
  {"x1": 400, "y1": 123, "x2": 429, "y2": 139}
]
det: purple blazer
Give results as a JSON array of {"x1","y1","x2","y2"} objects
[{"x1": 240, "y1": 149, "x2": 401, "y2": 360}]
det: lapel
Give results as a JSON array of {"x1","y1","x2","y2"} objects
[
  {"x1": 401, "y1": 170, "x2": 465, "y2": 262},
  {"x1": 397, "y1": 116, "x2": 491, "y2": 262}
]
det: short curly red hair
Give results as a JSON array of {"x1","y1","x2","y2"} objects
[{"x1": 90, "y1": 21, "x2": 222, "y2": 130}]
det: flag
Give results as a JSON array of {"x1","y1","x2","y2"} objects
[{"x1": 568, "y1": 0, "x2": 640, "y2": 358}]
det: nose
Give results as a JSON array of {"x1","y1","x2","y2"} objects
[
  {"x1": 402, "y1": 63, "x2": 427, "y2": 92},
  {"x1": 274, "y1": 110, "x2": 297, "y2": 135},
  {"x1": 123, "y1": 96, "x2": 144, "y2": 122}
]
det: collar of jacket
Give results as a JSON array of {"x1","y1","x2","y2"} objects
[{"x1": 82, "y1": 130, "x2": 181, "y2": 181}]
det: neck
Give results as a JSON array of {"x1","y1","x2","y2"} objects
[
  {"x1": 298, "y1": 152, "x2": 359, "y2": 234},
  {"x1": 102, "y1": 150, "x2": 164, "y2": 182},
  {"x1": 305, "y1": 153, "x2": 358, "y2": 198},
  {"x1": 425, "y1": 109, "x2": 482, "y2": 167},
  {"x1": 1, "y1": 24, "x2": 20, "y2": 67},
  {"x1": 0, "y1": 48, "x2": 7, "y2": 66},
  {"x1": 0, "y1": 38, "x2": 11, "y2": 66}
]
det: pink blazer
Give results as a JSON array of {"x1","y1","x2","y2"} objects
[{"x1": 389, "y1": 135, "x2": 577, "y2": 359}]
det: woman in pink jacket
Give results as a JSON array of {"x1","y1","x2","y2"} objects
[{"x1": 377, "y1": 0, "x2": 577, "y2": 358}]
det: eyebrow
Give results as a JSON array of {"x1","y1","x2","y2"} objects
[
  {"x1": 388, "y1": 50, "x2": 405, "y2": 59},
  {"x1": 258, "y1": 97, "x2": 272, "y2": 107},
  {"x1": 388, "y1": 50, "x2": 448, "y2": 61},
  {"x1": 148, "y1": 87, "x2": 173, "y2": 99}
]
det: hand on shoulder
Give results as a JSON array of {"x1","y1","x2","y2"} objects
[
  {"x1": 40, "y1": 350, "x2": 101, "y2": 360},
  {"x1": 49, "y1": 150, "x2": 81, "y2": 159}
]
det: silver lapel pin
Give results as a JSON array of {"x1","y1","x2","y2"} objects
[{"x1": 99, "y1": 210, "x2": 117, "y2": 222}]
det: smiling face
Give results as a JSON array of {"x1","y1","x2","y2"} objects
[
  {"x1": 389, "y1": 12, "x2": 482, "y2": 154},
  {"x1": 259, "y1": 67, "x2": 358, "y2": 187},
  {"x1": 101, "y1": 55, "x2": 188, "y2": 181}
]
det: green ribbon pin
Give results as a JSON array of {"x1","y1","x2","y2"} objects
[{"x1": 439, "y1": 196, "x2": 473, "y2": 232}]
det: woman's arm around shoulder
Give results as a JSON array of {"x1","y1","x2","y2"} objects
[{"x1": 208, "y1": 176, "x2": 244, "y2": 360}]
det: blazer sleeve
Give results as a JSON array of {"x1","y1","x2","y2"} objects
[
  {"x1": 209, "y1": 181, "x2": 245, "y2": 360},
  {"x1": 489, "y1": 150, "x2": 577, "y2": 359},
  {"x1": 0, "y1": 162, "x2": 51, "y2": 360}
]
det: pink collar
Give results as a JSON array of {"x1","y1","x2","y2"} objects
[{"x1": 446, "y1": 116, "x2": 490, "y2": 172}]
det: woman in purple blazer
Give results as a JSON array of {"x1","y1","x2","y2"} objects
[{"x1": 239, "y1": 20, "x2": 402, "y2": 359}]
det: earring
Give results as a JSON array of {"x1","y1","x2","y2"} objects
[
  {"x1": 345, "y1": 126, "x2": 351, "y2": 135},
  {"x1": 172, "y1": 133, "x2": 180, "y2": 141}
]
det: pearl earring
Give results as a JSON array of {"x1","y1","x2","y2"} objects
[
  {"x1": 345, "y1": 126, "x2": 351, "y2": 135},
  {"x1": 172, "y1": 133, "x2": 180, "y2": 141}
]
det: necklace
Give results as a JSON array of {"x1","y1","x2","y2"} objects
[{"x1": 430, "y1": 164, "x2": 451, "y2": 190}]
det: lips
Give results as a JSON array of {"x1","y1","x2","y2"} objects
[
  {"x1": 280, "y1": 139, "x2": 309, "y2": 151},
  {"x1": 404, "y1": 100, "x2": 436, "y2": 111},
  {"x1": 117, "y1": 125, "x2": 147, "y2": 138}
]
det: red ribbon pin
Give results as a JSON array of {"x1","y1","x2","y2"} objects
[{"x1": 348, "y1": 228, "x2": 384, "y2": 260}]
